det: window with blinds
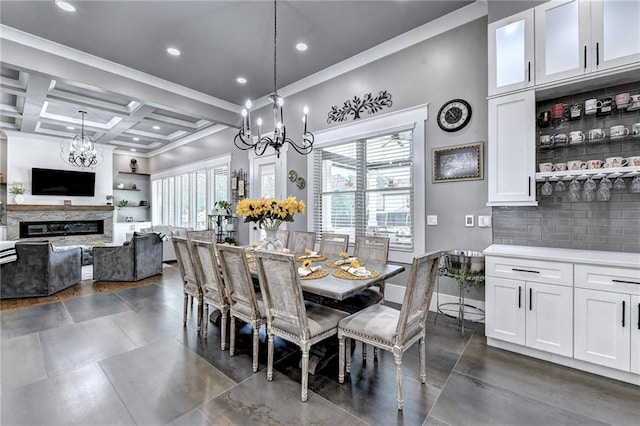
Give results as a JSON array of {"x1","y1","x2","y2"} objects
[
  {"x1": 151, "y1": 164, "x2": 228, "y2": 228},
  {"x1": 313, "y1": 129, "x2": 414, "y2": 251}
]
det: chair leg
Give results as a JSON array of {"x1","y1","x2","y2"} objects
[
  {"x1": 420, "y1": 336, "x2": 426, "y2": 383},
  {"x1": 301, "y1": 348, "x2": 309, "y2": 402},
  {"x1": 203, "y1": 304, "x2": 209, "y2": 339},
  {"x1": 338, "y1": 335, "x2": 345, "y2": 384},
  {"x1": 230, "y1": 316, "x2": 236, "y2": 356},
  {"x1": 346, "y1": 337, "x2": 352, "y2": 373},
  {"x1": 394, "y1": 353, "x2": 404, "y2": 411},
  {"x1": 220, "y1": 309, "x2": 227, "y2": 351},
  {"x1": 196, "y1": 296, "x2": 203, "y2": 333},
  {"x1": 182, "y1": 293, "x2": 188, "y2": 326},
  {"x1": 252, "y1": 323, "x2": 260, "y2": 372},
  {"x1": 190, "y1": 295, "x2": 194, "y2": 306},
  {"x1": 362, "y1": 342, "x2": 367, "y2": 362},
  {"x1": 267, "y1": 333, "x2": 274, "y2": 381}
]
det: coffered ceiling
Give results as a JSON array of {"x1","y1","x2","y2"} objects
[{"x1": 0, "y1": 0, "x2": 477, "y2": 156}]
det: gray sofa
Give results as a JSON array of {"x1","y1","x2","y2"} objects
[
  {"x1": 93, "y1": 232, "x2": 163, "y2": 282},
  {"x1": 0, "y1": 241, "x2": 81, "y2": 299},
  {"x1": 138, "y1": 225, "x2": 192, "y2": 262}
]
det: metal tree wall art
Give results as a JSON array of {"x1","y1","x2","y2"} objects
[{"x1": 327, "y1": 90, "x2": 393, "y2": 123}]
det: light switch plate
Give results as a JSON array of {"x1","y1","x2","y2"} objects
[
  {"x1": 478, "y1": 215, "x2": 492, "y2": 228},
  {"x1": 427, "y1": 215, "x2": 438, "y2": 225},
  {"x1": 465, "y1": 215, "x2": 474, "y2": 227}
]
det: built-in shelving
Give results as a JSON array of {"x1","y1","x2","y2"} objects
[{"x1": 535, "y1": 166, "x2": 640, "y2": 182}]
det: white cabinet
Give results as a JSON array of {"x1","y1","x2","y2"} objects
[
  {"x1": 113, "y1": 222, "x2": 152, "y2": 245},
  {"x1": 574, "y1": 264, "x2": 640, "y2": 373},
  {"x1": 487, "y1": 90, "x2": 537, "y2": 206},
  {"x1": 488, "y1": 9, "x2": 535, "y2": 96},
  {"x1": 535, "y1": 0, "x2": 640, "y2": 85},
  {"x1": 485, "y1": 257, "x2": 573, "y2": 357}
]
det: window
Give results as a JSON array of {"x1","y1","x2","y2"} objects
[
  {"x1": 308, "y1": 105, "x2": 426, "y2": 262},
  {"x1": 151, "y1": 155, "x2": 230, "y2": 228},
  {"x1": 313, "y1": 130, "x2": 414, "y2": 251}
]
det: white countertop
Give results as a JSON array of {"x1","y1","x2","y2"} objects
[{"x1": 484, "y1": 244, "x2": 640, "y2": 269}]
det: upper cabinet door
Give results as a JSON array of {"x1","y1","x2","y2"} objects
[
  {"x1": 535, "y1": 0, "x2": 591, "y2": 85},
  {"x1": 487, "y1": 90, "x2": 537, "y2": 206},
  {"x1": 590, "y1": 0, "x2": 640, "y2": 71},
  {"x1": 488, "y1": 9, "x2": 535, "y2": 96}
]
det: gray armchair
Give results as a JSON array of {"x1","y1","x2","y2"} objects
[
  {"x1": 93, "y1": 233, "x2": 163, "y2": 282},
  {"x1": 0, "y1": 241, "x2": 81, "y2": 299}
]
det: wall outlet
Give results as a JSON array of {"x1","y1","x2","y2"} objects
[
  {"x1": 427, "y1": 215, "x2": 438, "y2": 225},
  {"x1": 478, "y1": 215, "x2": 492, "y2": 228},
  {"x1": 465, "y1": 215, "x2": 474, "y2": 227}
]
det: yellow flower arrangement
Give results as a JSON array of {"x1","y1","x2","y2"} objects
[
  {"x1": 339, "y1": 251, "x2": 350, "y2": 259},
  {"x1": 302, "y1": 259, "x2": 313, "y2": 269},
  {"x1": 236, "y1": 196, "x2": 305, "y2": 229},
  {"x1": 350, "y1": 259, "x2": 364, "y2": 268}
]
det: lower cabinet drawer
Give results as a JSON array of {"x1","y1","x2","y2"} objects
[
  {"x1": 575, "y1": 265, "x2": 640, "y2": 295},
  {"x1": 486, "y1": 256, "x2": 573, "y2": 287}
]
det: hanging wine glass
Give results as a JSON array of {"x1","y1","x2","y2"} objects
[
  {"x1": 631, "y1": 175, "x2": 640, "y2": 193},
  {"x1": 555, "y1": 177, "x2": 567, "y2": 192},
  {"x1": 568, "y1": 177, "x2": 581, "y2": 202},
  {"x1": 541, "y1": 178, "x2": 553, "y2": 196},
  {"x1": 599, "y1": 175, "x2": 612, "y2": 190},
  {"x1": 569, "y1": 177, "x2": 581, "y2": 191},
  {"x1": 584, "y1": 176, "x2": 596, "y2": 191},
  {"x1": 613, "y1": 176, "x2": 626, "y2": 191}
]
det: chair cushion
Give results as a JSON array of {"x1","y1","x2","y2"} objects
[
  {"x1": 339, "y1": 304, "x2": 421, "y2": 347},
  {"x1": 231, "y1": 298, "x2": 266, "y2": 321},
  {"x1": 271, "y1": 302, "x2": 348, "y2": 339}
]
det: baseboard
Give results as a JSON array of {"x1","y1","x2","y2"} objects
[{"x1": 385, "y1": 283, "x2": 485, "y2": 315}]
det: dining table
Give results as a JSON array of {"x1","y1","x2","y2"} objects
[{"x1": 246, "y1": 253, "x2": 406, "y2": 374}]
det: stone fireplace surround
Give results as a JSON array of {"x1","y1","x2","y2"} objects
[{"x1": 7, "y1": 205, "x2": 114, "y2": 245}]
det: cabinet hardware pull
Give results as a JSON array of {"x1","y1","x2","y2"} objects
[
  {"x1": 528, "y1": 177, "x2": 531, "y2": 197},
  {"x1": 512, "y1": 268, "x2": 540, "y2": 274},
  {"x1": 612, "y1": 279, "x2": 640, "y2": 285},
  {"x1": 622, "y1": 301, "x2": 625, "y2": 327},
  {"x1": 527, "y1": 61, "x2": 531, "y2": 82},
  {"x1": 518, "y1": 286, "x2": 521, "y2": 308},
  {"x1": 529, "y1": 288, "x2": 532, "y2": 311},
  {"x1": 638, "y1": 303, "x2": 640, "y2": 330},
  {"x1": 584, "y1": 45, "x2": 587, "y2": 69},
  {"x1": 596, "y1": 42, "x2": 599, "y2": 66}
]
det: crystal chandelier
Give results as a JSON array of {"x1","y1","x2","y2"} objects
[
  {"x1": 234, "y1": 0, "x2": 314, "y2": 158},
  {"x1": 60, "y1": 110, "x2": 99, "y2": 168}
]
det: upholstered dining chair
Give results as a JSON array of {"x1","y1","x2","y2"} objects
[
  {"x1": 172, "y1": 236, "x2": 203, "y2": 332},
  {"x1": 216, "y1": 244, "x2": 266, "y2": 372},
  {"x1": 335, "y1": 235, "x2": 390, "y2": 360},
  {"x1": 318, "y1": 233, "x2": 349, "y2": 258},
  {"x1": 288, "y1": 231, "x2": 317, "y2": 256},
  {"x1": 190, "y1": 239, "x2": 229, "y2": 348},
  {"x1": 253, "y1": 250, "x2": 348, "y2": 402},
  {"x1": 337, "y1": 250, "x2": 442, "y2": 410}
]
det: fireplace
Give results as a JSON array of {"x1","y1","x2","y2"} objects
[{"x1": 20, "y1": 220, "x2": 104, "y2": 238}]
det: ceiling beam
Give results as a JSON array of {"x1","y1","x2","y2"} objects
[{"x1": 20, "y1": 73, "x2": 53, "y2": 133}]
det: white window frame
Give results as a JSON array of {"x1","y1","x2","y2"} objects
[
  {"x1": 307, "y1": 105, "x2": 428, "y2": 263},
  {"x1": 151, "y1": 154, "x2": 232, "y2": 228}
]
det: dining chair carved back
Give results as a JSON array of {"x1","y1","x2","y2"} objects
[
  {"x1": 190, "y1": 239, "x2": 229, "y2": 348},
  {"x1": 253, "y1": 250, "x2": 348, "y2": 402},
  {"x1": 319, "y1": 233, "x2": 349, "y2": 259},
  {"x1": 288, "y1": 231, "x2": 316, "y2": 256},
  {"x1": 216, "y1": 244, "x2": 266, "y2": 372},
  {"x1": 172, "y1": 236, "x2": 203, "y2": 331},
  {"x1": 187, "y1": 230, "x2": 217, "y2": 243},
  {"x1": 337, "y1": 250, "x2": 442, "y2": 410},
  {"x1": 276, "y1": 230, "x2": 290, "y2": 248}
]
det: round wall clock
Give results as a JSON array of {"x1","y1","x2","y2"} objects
[{"x1": 437, "y1": 99, "x2": 472, "y2": 132}]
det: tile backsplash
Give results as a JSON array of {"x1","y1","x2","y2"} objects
[{"x1": 493, "y1": 82, "x2": 640, "y2": 254}]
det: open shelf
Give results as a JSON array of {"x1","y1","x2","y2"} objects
[
  {"x1": 118, "y1": 171, "x2": 150, "y2": 176},
  {"x1": 536, "y1": 165, "x2": 640, "y2": 182}
]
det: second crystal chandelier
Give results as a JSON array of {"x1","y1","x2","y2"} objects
[{"x1": 234, "y1": 0, "x2": 314, "y2": 158}]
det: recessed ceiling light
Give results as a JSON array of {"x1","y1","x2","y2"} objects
[
  {"x1": 296, "y1": 42, "x2": 308, "y2": 52},
  {"x1": 55, "y1": 1, "x2": 76, "y2": 12},
  {"x1": 130, "y1": 149, "x2": 137, "y2": 152},
  {"x1": 67, "y1": 126, "x2": 75, "y2": 130},
  {"x1": 133, "y1": 137, "x2": 140, "y2": 141},
  {"x1": 236, "y1": 77, "x2": 247, "y2": 84},
  {"x1": 152, "y1": 125, "x2": 160, "y2": 130},
  {"x1": 166, "y1": 47, "x2": 181, "y2": 56}
]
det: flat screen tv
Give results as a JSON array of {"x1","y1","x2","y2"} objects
[{"x1": 31, "y1": 168, "x2": 96, "y2": 197}]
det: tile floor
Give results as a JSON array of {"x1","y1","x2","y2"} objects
[{"x1": 1, "y1": 265, "x2": 639, "y2": 425}]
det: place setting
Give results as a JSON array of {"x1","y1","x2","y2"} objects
[
  {"x1": 295, "y1": 248, "x2": 327, "y2": 262},
  {"x1": 297, "y1": 259, "x2": 328, "y2": 280},
  {"x1": 332, "y1": 258, "x2": 380, "y2": 280}
]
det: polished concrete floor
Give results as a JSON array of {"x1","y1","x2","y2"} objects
[{"x1": 1, "y1": 265, "x2": 639, "y2": 425}]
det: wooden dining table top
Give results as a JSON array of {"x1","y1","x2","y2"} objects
[{"x1": 247, "y1": 255, "x2": 405, "y2": 301}]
